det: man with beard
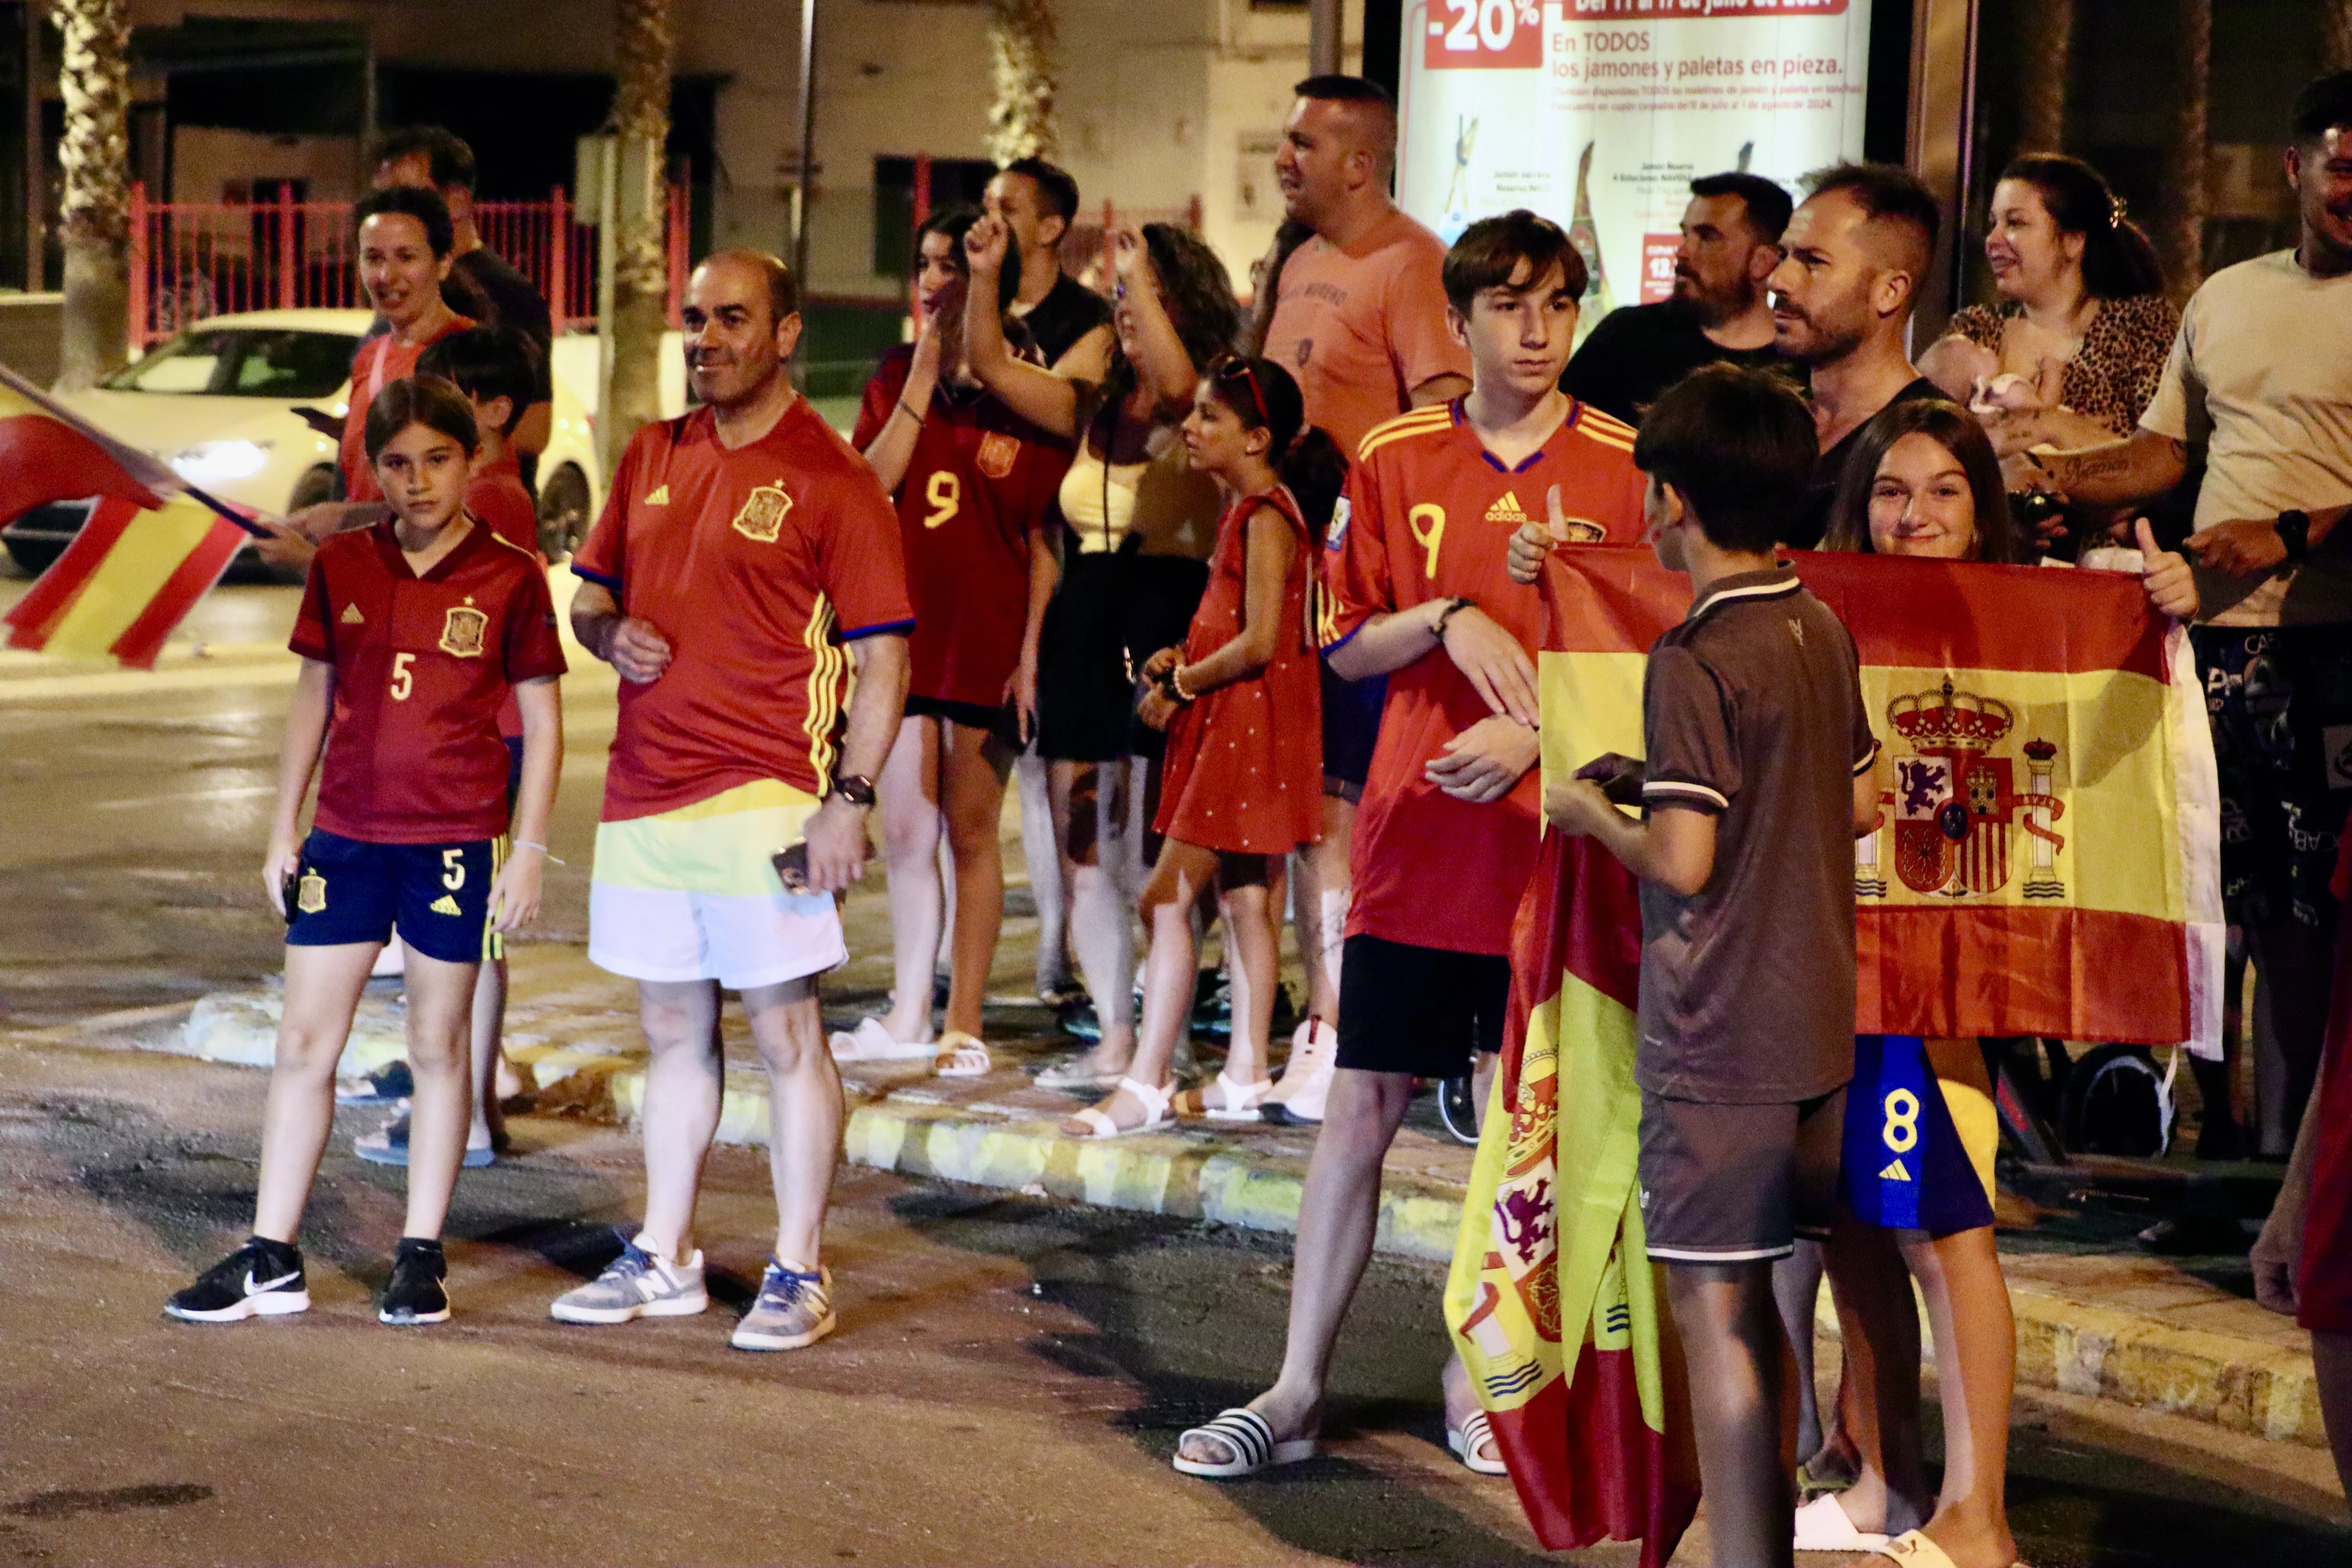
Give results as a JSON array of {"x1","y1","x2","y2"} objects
[
  {"x1": 1561, "y1": 172, "x2": 1791, "y2": 426},
  {"x1": 1768, "y1": 163, "x2": 1947, "y2": 549}
]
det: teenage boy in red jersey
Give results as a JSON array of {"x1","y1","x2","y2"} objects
[
  {"x1": 350, "y1": 325, "x2": 550, "y2": 1171},
  {"x1": 1545, "y1": 365, "x2": 1878, "y2": 1568},
  {"x1": 1172, "y1": 211, "x2": 1645, "y2": 1480},
  {"x1": 165, "y1": 376, "x2": 564, "y2": 1327},
  {"x1": 552, "y1": 251, "x2": 913, "y2": 1352},
  {"x1": 844, "y1": 206, "x2": 1068, "y2": 1075}
]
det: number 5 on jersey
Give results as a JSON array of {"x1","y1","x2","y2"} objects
[{"x1": 389, "y1": 651, "x2": 416, "y2": 701}]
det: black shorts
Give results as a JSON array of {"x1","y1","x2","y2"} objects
[
  {"x1": 286, "y1": 829, "x2": 496, "y2": 965},
  {"x1": 1321, "y1": 661, "x2": 1385, "y2": 802},
  {"x1": 905, "y1": 693, "x2": 1022, "y2": 748},
  {"x1": 1036, "y1": 552, "x2": 1207, "y2": 764},
  {"x1": 1637, "y1": 1087, "x2": 1846, "y2": 1264},
  {"x1": 2192, "y1": 625, "x2": 2352, "y2": 929},
  {"x1": 1333, "y1": 933, "x2": 1510, "y2": 1078}
]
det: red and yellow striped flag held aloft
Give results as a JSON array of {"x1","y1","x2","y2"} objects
[{"x1": 0, "y1": 364, "x2": 260, "y2": 670}]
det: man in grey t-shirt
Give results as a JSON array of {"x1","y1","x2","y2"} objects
[{"x1": 1546, "y1": 366, "x2": 1878, "y2": 1568}]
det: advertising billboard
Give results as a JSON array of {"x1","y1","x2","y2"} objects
[{"x1": 1396, "y1": 1, "x2": 1873, "y2": 339}]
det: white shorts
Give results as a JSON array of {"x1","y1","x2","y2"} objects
[{"x1": 588, "y1": 779, "x2": 847, "y2": 991}]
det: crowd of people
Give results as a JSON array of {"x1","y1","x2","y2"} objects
[{"x1": 146, "y1": 64, "x2": 2352, "y2": 1568}]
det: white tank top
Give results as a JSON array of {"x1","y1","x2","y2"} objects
[{"x1": 1058, "y1": 448, "x2": 1147, "y2": 555}]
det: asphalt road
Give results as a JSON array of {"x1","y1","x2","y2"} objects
[{"x1": 2, "y1": 575, "x2": 2348, "y2": 1565}]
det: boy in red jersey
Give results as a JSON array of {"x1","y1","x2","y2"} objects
[
  {"x1": 841, "y1": 207, "x2": 1067, "y2": 1076},
  {"x1": 1172, "y1": 211, "x2": 1645, "y2": 1480},
  {"x1": 165, "y1": 376, "x2": 565, "y2": 1328},
  {"x1": 552, "y1": 251, "x2": 912, "y2": 1352},
  {"x1": 349, "y1": 326, "x2": 549, "y2": 1171}
]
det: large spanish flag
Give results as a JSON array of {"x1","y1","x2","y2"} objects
[
  {"x1": 0, "y1": 364, "x2": 260, "y2": 670},
  {"x1": 1447, "y1": 546, "x2": 2221, "y2": 1559}
]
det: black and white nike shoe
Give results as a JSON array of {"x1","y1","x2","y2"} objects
[
  {"x1": 378, "y1": 1237, "x2": 450, "y2": 1325},
  {"x1": 165, "y1": 1237, "x2": 310, "y2": 1322}
]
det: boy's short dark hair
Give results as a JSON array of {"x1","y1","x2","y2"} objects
[
  {"x1": 1442, "y1": 209, "x2": 1586, "y2": 316},
  {"x1": 416, "y1": 326, "x2": 538, "y2": 437},
  {"x1": 2292, "y1": 70, "x2": 2352, "y2": 147},
  {"x1": 1632, "y1": 363, "x2": 1817, "y2": 553},
  {"x1": 1800, "y1": 162, "x2": 1940, "y2": 270},
  {"x1": 1689, "y1": 171, "x2": 1793, "y2": 245},
  {"x1": 374, "y1": 125, "x2": 477, "y2": 193},
  {"x1": 354, "y1": 185, "x2": 454, "y2": 258},
  {"x1": 998, "y1": 156, "x2": 1079, "y2": 226},
  {"x1": 1293, "y1": 73, "x2": 1394, "y2": 111},
  {"x1": 363, "y1": 375, "x2": 479, "y2": 464}
]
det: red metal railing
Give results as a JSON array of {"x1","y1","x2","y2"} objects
[{"x1": 126, "y1": 181, "x2": 692, "y2": 349}]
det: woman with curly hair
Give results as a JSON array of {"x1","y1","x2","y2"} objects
[{"x1": 963, "y1": 214, "x2": 1242, "y2": 1094}]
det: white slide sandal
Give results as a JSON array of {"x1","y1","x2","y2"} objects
[
  {"x1": 1171, "y1": 1407, "x2": 1316, "y2": 1479},
  {"x1": 1446, "y1": 1409, "x2": 1510, "y2": 1475},
  {"x1": 1067, "y1": 1076, "x2": 1174, "y2": 1140}
]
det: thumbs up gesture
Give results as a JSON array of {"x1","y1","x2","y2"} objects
[
  {"x1": 2136, "y1": 517, "x2": 2198, "y2": 621},
  {"x1": 1507, "y1": 484, "x2": 1573, "y2": 585}
]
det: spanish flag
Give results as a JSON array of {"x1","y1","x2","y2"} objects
[
  {"x1": 1446, "y1": 548, "x2": 2221, "y2": 1559},
  {"x1": 0, "y1": 364, "x2": 260, "y2": 670}
]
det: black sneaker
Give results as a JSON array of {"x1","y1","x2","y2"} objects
[
  {"x1": 165, "y1": 1237, "x2": 309, "y2": 1323},
  {"x1": 379, "y1": 1238, "x2": 451, "y2": 1325}
]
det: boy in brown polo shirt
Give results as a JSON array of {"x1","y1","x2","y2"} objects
[{"x1": 1546, "y1": 365, "x2": 1879, "y2": 1568}]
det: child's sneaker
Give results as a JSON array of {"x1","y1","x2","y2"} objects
[
  {"x1": 379, "y1": 1237, "x2": 451, "y2": 1325},
  {"x1": 164, "y1": 1237, "x2": 309, "y2": 1322},
  {"x1": 730, "y1": 1259, "x2": 835, "y2": 1351},
  {"x1": 548, "y1": 1233, "x2": 709, "y2": 1324}
]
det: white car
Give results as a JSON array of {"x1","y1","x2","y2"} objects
[{"x1": 1, "y1": 307, "x2": 606, "y2": 575}]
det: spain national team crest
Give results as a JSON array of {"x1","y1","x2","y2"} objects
[
  {"x1": 439, "y1": 604, "x2": 488, "y2": 658},
  {"x1": 1870, "y1": 680, "x2": 2068, "y2": 900},
  {"x1": 975, "y1": 432, "x2": 1019, "y2": 480},
  {"x1": 732, "y1": 481, "x2": 793, "y2": 543},
  {"x1": 295, "y1": 870, "x2": 327, "y2": 915}
]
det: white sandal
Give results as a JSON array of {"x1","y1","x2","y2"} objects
[
  {"x1": 828, "y1": 1016, "x2": 934, "y2": 1063},
  {"x1": 1793, "y1": 1492, "x2": 1888, "y2": 1552},
  {"x1": 1066, "y1": 1076, "x2": 1174, "y2": 1139},
  {"x1": 1171, "y1": 1407, "x2": 1316, "y2": 1479},
  {"x1": 1175, "y1": 1070, "x2": 1275, "y2": 1123},
  {"x1": 1445, "y1": 1409, "x2": 1509, "y2": 1475},
  {"x1": 933, "y1": 1029, "x2": 991, "y2": 1078}
]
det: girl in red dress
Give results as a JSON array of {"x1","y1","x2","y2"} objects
[{"x1": 1064, "y1": 356, "x2": 1341, "y2": 1137}]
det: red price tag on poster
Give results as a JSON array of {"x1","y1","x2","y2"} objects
[
  {"x1": 1424, "y1": 0, "x2": 1544, "y2": 69},
  {"x1": 1640, "y1": 234, "x2": 1680, "y2": 303}
]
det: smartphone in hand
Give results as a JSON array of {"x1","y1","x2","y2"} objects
[
  {"x1": 1575, "y1": 752, "x2": 1647, "y2": 807},
  {"x1": 771, "y1": 841, "x2": 811, "y2": 894},
  {"x1": 280, "y1": 869, "x2": 302, "y2": 927}
]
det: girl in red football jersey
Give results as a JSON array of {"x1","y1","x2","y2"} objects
[
  {"x1": 165, "y1": 376, "x2": 565, "y2": 1329},
  {"x1": 1061, "y1": 356, "x2": 1340, "y2": 1136}
]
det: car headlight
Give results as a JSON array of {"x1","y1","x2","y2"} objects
[{"x1": 166, "y1": 439, "x2": 272, "y2": 484}]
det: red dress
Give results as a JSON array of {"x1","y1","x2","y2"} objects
[{"x1": 1153, "y1": 486, "x2": 1323, "y2": 855}]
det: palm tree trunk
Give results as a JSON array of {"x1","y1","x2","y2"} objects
[
  {"x1": 2326, "y1": 0, "x2": 2352, "y2": 71},
  {"x1": 987, "y1": 0, "x2": 1059, "y2": 166},
  {"x1": 608, "y1": 0, "x2": 671, "y2": 463},
  {"x1": 54, "y1": 0, "x2": 129, "y2": 391},
  {"x1": 2017, "y1": 0, "x2": 2074, "y2": 151},
  {"x1": 2158, "y1": 0, "x2": 2209, "y2": 301}
]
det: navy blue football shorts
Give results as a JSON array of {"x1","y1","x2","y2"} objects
[
  {"x1": 1839, "y1": 1034, "x2": 1996, "y2": 1238},
  {"x1": 286, "y1": 829, "x2": 497, "y2": 964}
]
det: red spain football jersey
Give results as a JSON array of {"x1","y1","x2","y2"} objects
[
  {"x1": 573, "y1": 398, "x2": 915, "y2": 820},
  {"x1": 465, "y1": 452, "x2": 544, "y2": 740},
  {"x1": 1324, "y1": 397, "x2": 1646, "y2": 955},
  {"x1": 337, "y1": 316, "x2": 475, "y2": 503},
  {"x1": 852, "y1": 349, "x2": 1071, "y2": 710},
  {"x1": 290, "y1": 519, "x2": 567, "y2": 844}
]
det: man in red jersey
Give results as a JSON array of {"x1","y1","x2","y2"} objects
[
  {"x1": 1172, "y1": 212, "x2": 1644, "y2": 1481},
  {"x1": 1256, "y1": 75, "x2": 1474, "y2": 1122},
  {"x1": 552, "y1": 250, "x2": 912, "y2": 1354}
]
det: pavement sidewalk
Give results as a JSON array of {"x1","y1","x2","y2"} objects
[{"x1": 106, "y1": 940, "x2": 2329, "y2": 1450}]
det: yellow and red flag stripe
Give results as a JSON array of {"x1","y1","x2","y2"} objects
[
  {"x1": 0, "y1": 373, "x2": 166, "y2": 523},
  {"x1": 1532, "y1": 547, "x2": 2223, "y2": 1052},
  {"x1": 4, "y1": 493, "x2": 252, "y2": 668}
]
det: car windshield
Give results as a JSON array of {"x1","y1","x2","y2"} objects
[{"x1": 103, "y1": 328, "x2": 358, "y2": 398}]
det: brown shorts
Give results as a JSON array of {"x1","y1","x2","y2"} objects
[{"x1": 1637, "y1": 1087, "x2": 1846, "y2": 1264}]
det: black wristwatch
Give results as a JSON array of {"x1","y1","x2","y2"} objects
[
  {"x1": 2277, "y1": 509, "x2": 2311, "y2": 565},
  {"x1": 1431, "y1": 596, "x2": 1475, "y2": 642},
  {"x1": 829, "y1": 773, "x2": 877, "y2": 808}
]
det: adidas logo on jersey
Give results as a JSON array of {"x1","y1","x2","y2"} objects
[
  {"x1": 339, "y1": 603, "x2": 364, "y2": 625},
  {"x1": 1485, "y1": 491, "x2": 1532, "y2": 526},
  {"x1": 644, "y1": 483, "x2": 670, "y2": 505},
  {"x1": 428, "y1": 894, "x2": 463, "y2": 916},
  {"x1": 1878, "y1": 1158, "x2": 1911, "y2": 1181}
]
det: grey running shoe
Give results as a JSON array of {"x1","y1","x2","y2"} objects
[
  {"x1": 548, "y1": 1233, "x2": 709, "y2": 1324},
  {"x1": 730, "y1": 1259, "x2": 835, "y2": 1351}
]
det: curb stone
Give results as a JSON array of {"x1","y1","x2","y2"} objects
[{"x1": 114, "y1": 987, "x2": 2334, "y2": 1447}]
